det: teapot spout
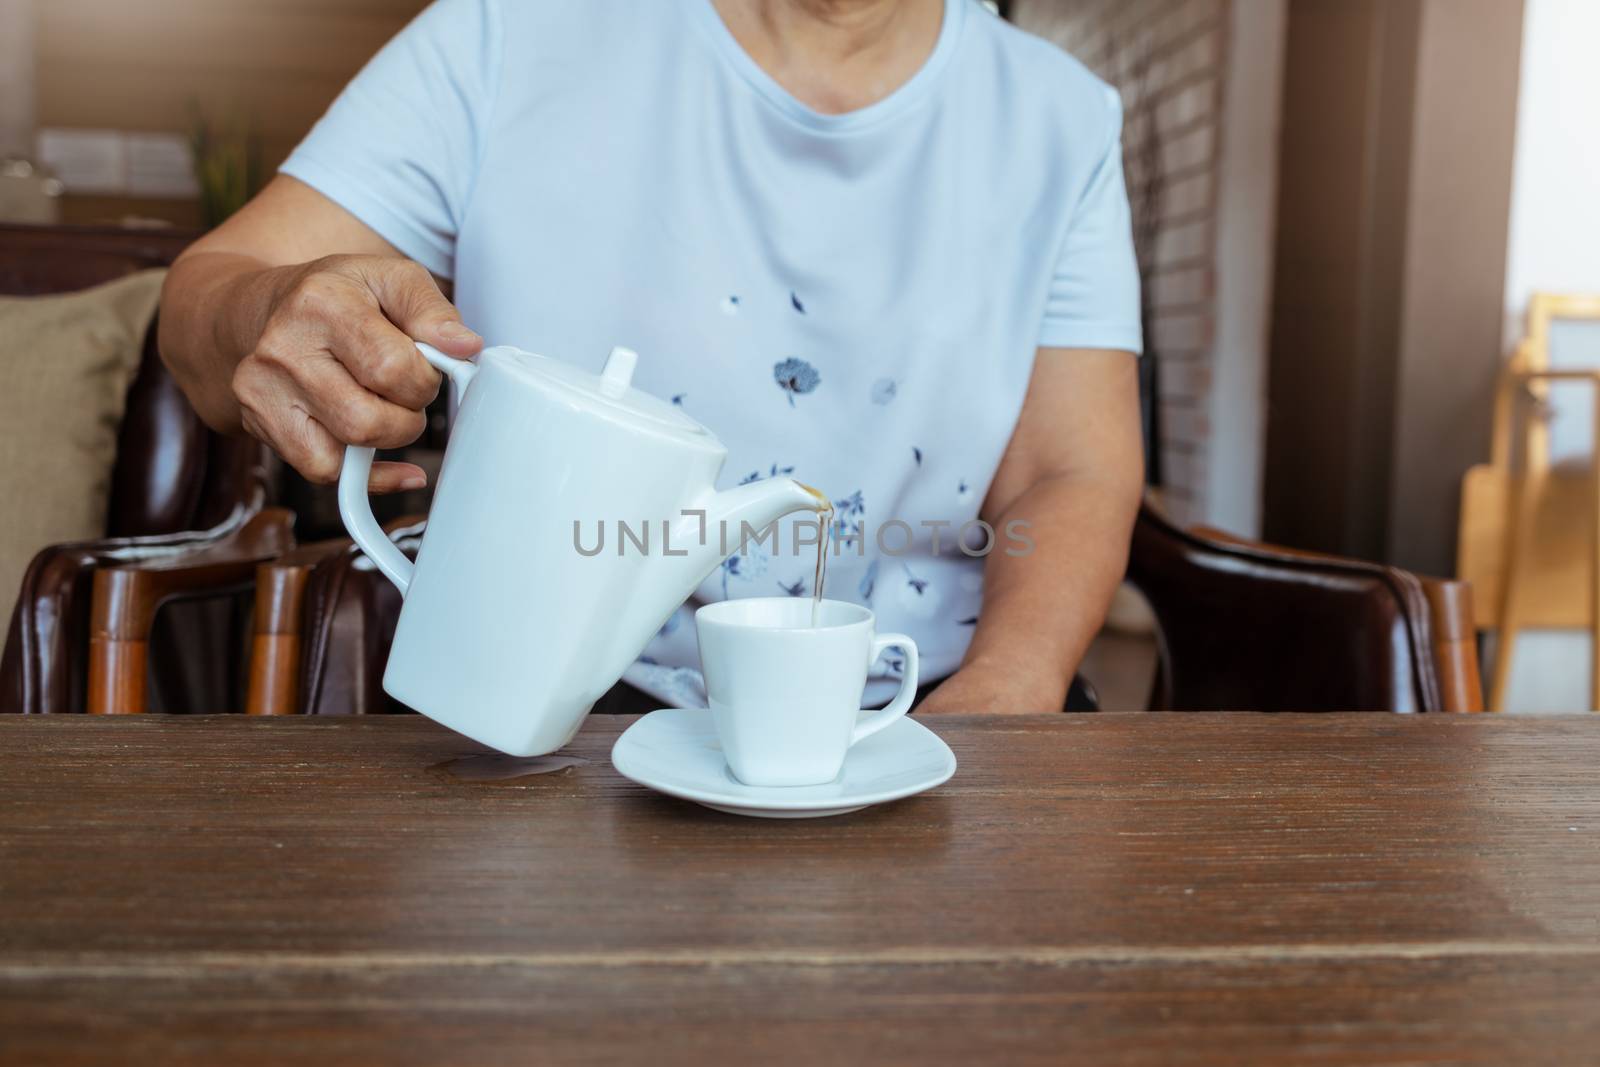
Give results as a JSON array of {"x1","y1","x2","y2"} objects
[
  {"x1": 704, "y1": 477, "x2": 829, "y2": 545},
  {"x1": 668, "y1": 478, "x2": 830, "y2": 592}
]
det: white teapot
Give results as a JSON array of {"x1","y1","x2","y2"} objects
[{"x1": 339, "y1": 342, "x2": 825, "y2": 755}]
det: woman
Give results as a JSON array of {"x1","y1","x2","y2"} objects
[{"x1": 159, "y1": 0, "x2": 1144, "y2": 714}]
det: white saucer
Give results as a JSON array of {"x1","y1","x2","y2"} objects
[{"x1": 610, "y1": 709, "x2": 957, "y2": 819}]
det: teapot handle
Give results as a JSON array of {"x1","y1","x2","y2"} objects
[{"x1": 337, "y1": 342, "x2": 477, "y2": 596}]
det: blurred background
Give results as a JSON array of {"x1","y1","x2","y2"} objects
[{"x1": 1, "y1": 0, "x2": 1595, "y2": 710}]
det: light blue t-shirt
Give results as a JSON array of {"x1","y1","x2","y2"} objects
[{"x1": 282, "y1": 0, "x2": 1141, "y2": 707}]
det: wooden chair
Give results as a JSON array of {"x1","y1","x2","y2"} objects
[
  {"x1": 1128, "y1": 500, "x2": 1481, "y2": 713},
  {"x1": 0, "y1": 223, "x2": 288, "y2": 714},
  {"x1": 1459, "y1": 293, "x2": 1600, "y2": 711},
  {"x1": 246, "y1": 518, "x2": 424, "y2": 716},
  {"x1": 87, "y1": 508, "x2": 294, "y2": 714}
]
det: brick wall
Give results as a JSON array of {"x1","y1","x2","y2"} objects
[{"x1": 1009, "y1": 0, "x2": 1230, "y2": 523}]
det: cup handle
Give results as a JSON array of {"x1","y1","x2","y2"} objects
[
  {"x1": 850, "y1": 633, "x2": 919, "y2": 746},
  {"x1": 336, "y1": 342, "x2": 477, "y2": 596}
]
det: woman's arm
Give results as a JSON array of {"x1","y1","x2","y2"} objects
[{"x1": 916, "y1": 347, "x2": 1144, "y2": 713}]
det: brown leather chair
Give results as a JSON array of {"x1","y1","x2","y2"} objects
[
  {"x1": 0, "y1": 223, "x2": 288, "y2": 714},
  {"x1": 1128, "y1": 501, "x2": 1482, "y2": 713}
]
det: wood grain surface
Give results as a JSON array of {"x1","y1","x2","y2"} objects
[{"x1": 2, "y1": 713, "x2": 1597, "y2": 1065}]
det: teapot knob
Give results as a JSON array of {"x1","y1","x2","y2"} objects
[{"x1": 600, "y1": 346, "x2": 638, "y2": 397}]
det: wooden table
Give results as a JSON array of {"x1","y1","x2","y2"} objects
[{"x1": 2, "y1": 714, "x2": 1598, "y2": 1065}]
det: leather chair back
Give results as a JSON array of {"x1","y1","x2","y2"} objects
[
  {"x1": 298, "y1": 538, "x2": 414, "y2": 715},
  {"x1": 1127, "y1": 504, "x2": 1481, "y2": 713}
]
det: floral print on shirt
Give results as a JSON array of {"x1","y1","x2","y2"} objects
[
  {"x1": 773, "y1": 357, "x2": 820, "y2": 406},
  {"x1": 831, "y1": 490, "x2": 865, "y2": 548}
]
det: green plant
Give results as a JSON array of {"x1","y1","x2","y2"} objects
[{"x1": 189, "y1": 107, "x2": 261, "y2": 228}]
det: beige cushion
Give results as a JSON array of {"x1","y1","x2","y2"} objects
[{"x1": 0, "y1": 269, "x2": 165, "y2": 627}]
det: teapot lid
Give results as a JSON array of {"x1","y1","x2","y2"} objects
[{"x1": 492, "y1": 346, "x2": 717, "y2": 447}]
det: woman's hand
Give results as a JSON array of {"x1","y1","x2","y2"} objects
[{"x1": 230, "y1": 254, "x2": 481, "y2": 492}]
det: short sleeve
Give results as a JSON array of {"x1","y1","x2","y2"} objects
[
  {"x1": 1037, "y1": 88, "x2": 1143, "y2": 354},
  {"x1": 278, "y1": 0, "x2": 503, "y2": 278}
]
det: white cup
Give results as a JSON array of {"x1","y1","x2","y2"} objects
[{"x1": 695, "y1": 598, "x2": 920, "y2": 787}]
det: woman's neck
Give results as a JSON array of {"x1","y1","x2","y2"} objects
[{"x1": 711, "y1": 0, "x2": 945, "y2": 114}]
